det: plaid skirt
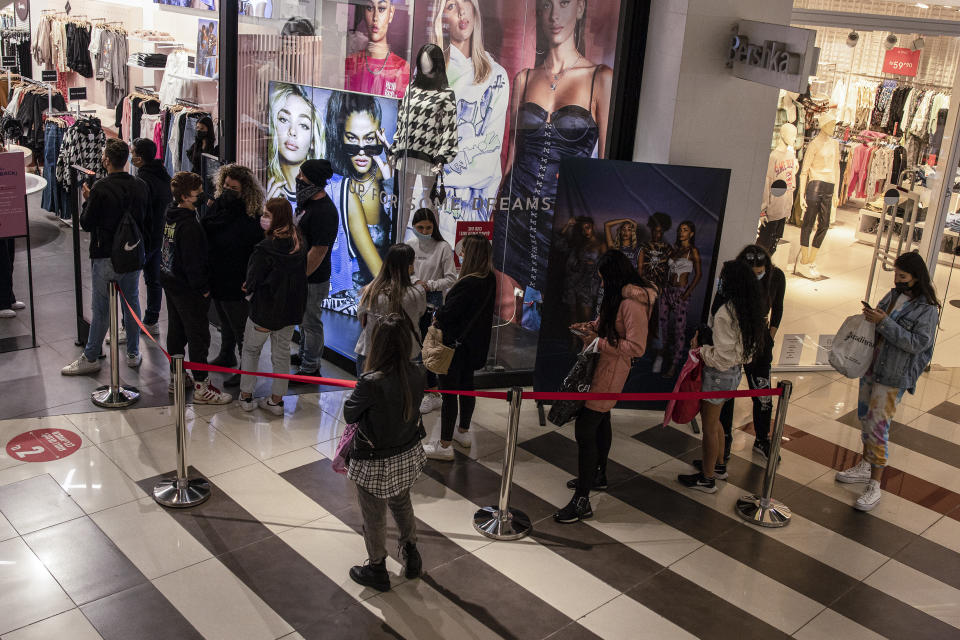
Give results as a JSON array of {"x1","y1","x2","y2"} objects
[{"x1": 348, "y1": 443, "x2": 426, "y2": 498}]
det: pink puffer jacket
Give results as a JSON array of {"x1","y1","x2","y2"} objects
[{"x1": 586, "y1": 285, "x2": 657, "y2": 412}]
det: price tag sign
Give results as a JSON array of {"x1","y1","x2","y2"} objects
[
  {"x1": 68, "y1": 87, "x2": 87, "y2": 101},
  {"x1": 1, "y1": 56, "x2": 16, "y2": 69},
  {"x1": 882, "y1": 47, "x2": 921, "y2": 77},
  {"x1": 41, "y1": 70, "x2": 58, "y2": 82}
]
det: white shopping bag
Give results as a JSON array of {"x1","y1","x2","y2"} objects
[{"x1": 828, "y1": 314, "x2": 876, "y2": 379}]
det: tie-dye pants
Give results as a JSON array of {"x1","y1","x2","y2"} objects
[{"x1": 857, "y1": 375, "x2": 905, "y2": 468}]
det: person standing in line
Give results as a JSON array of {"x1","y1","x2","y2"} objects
[
  {"x1": 237, "y1": 198, "x2": 308, "y2": 416},
  {"x1": 131, "y1": 137, "x2": 172, "y2": 337},
  {"x1": 354, "y1": 243, "x2": 427, "y2": 375},
  {"x1": 0, "y1": 238, "x2": 25, "y2": 318},
  {"x1": 836, "y1": 252, "x2": 938, "y2": 511},
  {"x1": 159, "y1": 171, "x2": 232, "y2": 404},
  {"x1": 294, "y1": 159, "x2": 338, "y2": 378},
  {"x1": 423, "y1": 234, "x2": 496, "y2": 461},
  {"x1": 679, "y1": 260, "x2": 766, "y2": 493},
  {"x1": 714, "y1": 245, "x2": 785, "y2": 464},
  {"x1": 555, "y1": 251, "x2": 657, "y2": 522},
  {"x1": 187, "y1": 116, "x2": 218, "y2": 174},
  {"x1": 406, "y1": 208, "x2": 457, "y2": 414},
  {"x1": 202, "y1": 163, "x2": 266, "y2": 387},
  {"x1": 344, "y1": 313, "x2": 426, "y2": 592},
  {"x1": 62, "y1": 139, "x2": 148, "y2": 376}
]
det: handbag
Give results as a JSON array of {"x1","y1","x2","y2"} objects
[
  {"x1": 547, "y1": 338, "x2": 600, "y2": 427},
  {"x1": 829, "y1": 313, "x2": 877, "y2": 379},
  {"x1": 331, "y1": 422, "x2": 360, "y2": 475},
  {"x1": 422, "y1": 281, "x2": 493, "y2": 375},
  {"x1": 430, "y1": 171, "x2": 446, "y2": 207},
  {"x1": 663, "y1": 349, "x2": 703, "y2": 426}
]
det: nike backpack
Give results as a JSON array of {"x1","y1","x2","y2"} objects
[{"x1": 111, "y1": 208, "x2": 145, "y2": 274}]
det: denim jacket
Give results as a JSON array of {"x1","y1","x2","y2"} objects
[{"x1": 871, "y1": 289, "x2": 938, "y2": 393}]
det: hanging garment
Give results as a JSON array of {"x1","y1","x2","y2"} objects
[{"x1": 55, "y1": 117, "x2": 108, "y2": 190}]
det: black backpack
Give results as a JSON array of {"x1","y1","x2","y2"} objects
[{"x1": 111, "y1": 208, "x2": 145, "y2": 273}]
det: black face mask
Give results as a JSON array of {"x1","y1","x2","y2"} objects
[
  {"x1": 219, "y1": 188, "x2": 241, "y2": 203},
  {"x1": 196, "y1": 130, "x2": 207, "y2": 140},
  {"x1": 296, "y1": 177, "x2": 322, "y2": 205},
  {"x1": 895, "y1": 281, "x2": 913, "y2": 293}
]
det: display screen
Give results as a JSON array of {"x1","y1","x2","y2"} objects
[{"x1": 266, "y1": 81, "x2": 399, "y2": 317}]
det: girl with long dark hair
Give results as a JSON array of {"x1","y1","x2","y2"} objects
[
  {"x1": 556, "y1": 250, "x2": 658, "y2": 522},
  {"x1": 836, "y1": 252, "x2": 938, "y2": 511},
  {"x1": 344, "y1": 313, "x2": 426, "y2": 592},
  {"x1": 679, "y1": 259, "x2": 765, "y2": 493},
  {"x1": 187, "y1": 116, "x2": 218, "y2": 175}
]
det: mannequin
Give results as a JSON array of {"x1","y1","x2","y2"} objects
[
  {"x1": 757, "y1": 123, "x2": 798, "y2": 257},
  {"x1": 384, "y1": 43, "x2": 459, "y2": 241},
  {"x1": 795, "y1": 114, "x2": 840, "y2": 279}
]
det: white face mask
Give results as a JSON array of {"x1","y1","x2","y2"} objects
[
  {"x1": 756, "y1": 272, "x2": 765, "y2": 280},
  {"x1": 413, "y1": 229, "x2": 432, "y2": 242}
]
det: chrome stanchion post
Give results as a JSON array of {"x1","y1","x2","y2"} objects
[
  {"x1": 153, "y1": 355, "x2": 211, "y2": 508},
  {"x1": 736, "y1": 380, "x2": 793, "y2": 527},
  {"x1": 91, "y1": 281, "x2": 140, "y2": 408},
  {"x1": 473, "y1": 386, "x2": 531, "y2": 540}
]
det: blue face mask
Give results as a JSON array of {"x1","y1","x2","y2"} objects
[
  {"x1": 413, "y1": 230, "x2": 433, "y2": 242},
  {"x1": 756, "y1": 271, "x2": 765, "y2": 280}
]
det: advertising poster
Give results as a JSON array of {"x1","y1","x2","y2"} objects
[
  {"x1": 154, "y1": 0, "x2": 216, "y2": 10},
  {"x1": 345, "y1": 0, "x2": 413, "y2": 99},
  {"x1": 0, "y1": 151, "x2": 27, "y2": 239},
  {"x1": 195, "y1": 19, "x2": 219, "y2": 78},
  {"x1": 534, "y1": 159, "x2": 730, "y2": 404},
  {"x1": 265, "y1": 81, "x2": 399, "y2": 317}
]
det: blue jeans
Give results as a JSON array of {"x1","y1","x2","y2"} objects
[
  {"x1": 142, "y1": 248, "x2": 163, "y2": 325},
  {"x1": 179, "y1": 115, "x2": 199, "y2": 172},
  {"x1": 298, "y1": 280, "x2": 329, "y2": 370},
  {"x1": 85, "y1": 259, "x2": 141, "y2": 361},
  {"x1": 41, "y1": 122, "x2": 67, "y2": 218}
]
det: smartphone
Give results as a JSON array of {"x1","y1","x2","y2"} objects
[{"x1": 862, "y1": 300, "x2": 872, "y2": 310}]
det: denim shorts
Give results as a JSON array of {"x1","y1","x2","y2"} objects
[{"x1": 702, "y1": 365, "x2": 742, "y2": 405}]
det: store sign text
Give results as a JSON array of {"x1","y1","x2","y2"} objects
[
  {"x1": 727, "y1": 36, "x2": 802, "y2": 75},
  {"x1": 726, "y1": 20, "x2": 818, "y2": 93}
]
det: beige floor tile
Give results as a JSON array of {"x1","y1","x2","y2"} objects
[
  {"x1": 864, "y1": 559, "x2": 960, "y2": 629},
  {"x1": 806, "y1": 473, "x2": 942, "y2": 535},
  {"x1": 921, "y1": 517, "x2": 960, "y2": 555},
  {"x1": 908, "y1": 411, "x2": 960, "y2": 443},
  {"x1": 90, "y1": 496, "x2": 213, "y2": 580},
  {"x1": 64, "y1": 405, "x2": 182, "y2": 444},
  {"x1": 262, "y1": 446, "x2": 325, "y2": 474},
  {"x1": 1, "y1": 608, "x2": 103, "y2": 640},
  {"x1": 208, "y1": 404, "x2": 344, "y2": 461},
  {"x1": 0, "y1": 538, "x2": 75, "y2": 635},
  {"x1": 0, "y1": 511, "x2": 16, "y2": 542},
  {"x1": 408, "y1": 475, "x2": 493, "y2": 554},
  {"x1": 577, "y1": 594, "x2": 698, "y2": 640},
  {"x1": 792, "y1": 608, "x2": 886, "y2": 640},
  {"x1": 210, "y1": 463, "x2": 328, "y2": 534},
  {"x1": 898, "y1": 377, "x2": 952, "y2": 412},
  {"x1": 153, "y1": 558, "x2": 294, "y2": 640}
]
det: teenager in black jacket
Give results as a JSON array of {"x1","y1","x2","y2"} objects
[
  {"x1": 423, "y1": 235, "x2": 496, "y2": 461},
  {"x1": 237, "y1": 198, "x2": 308, "y2": 416},
  {"x1": 160, "y1": 171, "x2": 231, "y2": 405},
  {"x1": 202, "y1": 163, "x2": 265, "y2": 380},
  {"x1": 131, "y1": 137, "x2": 172, "y2": 334},
  {"x1": 343, "y1": 313, "x2": 426, "y2": 592}
]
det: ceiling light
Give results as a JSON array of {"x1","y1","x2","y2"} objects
[
  {"x1": 884, "y1": 33, "x2": 898, "y2": 50},
  {"x1": 913, "y1": 36, "x2": 925, "y2": 50}
]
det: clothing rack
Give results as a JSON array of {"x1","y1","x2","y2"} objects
[
  {"x1": 847, "y1": 71, "x2": 953, "y2": 92},
  {"x1": 175, "y1": 98, "x2": 199, "y2": 108}
]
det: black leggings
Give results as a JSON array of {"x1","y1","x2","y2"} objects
[
  {"x1": 719, "y1": 339, "x2": 774, "y2": 446},
  {"x1": 214, "y1": 298, "x2": 249, "y2": 355},
  {"x1": 574, "y1": 408, "x2": 612, "y2": 498},
  {"x1": 439, "y1": 356, "x2": 475, "y2": 441}
]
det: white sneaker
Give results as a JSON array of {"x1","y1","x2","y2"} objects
[
  {"x1": 0, "y1": 309, "x2": 15, "y2": 318},
  {"x1": 192, "y1": 379, "x2": 233, "y2": 405},
  {"x1": 258, "y1": 397, "x2": 284, "y2": 416},
  {"x1": 419, "y1": 392, "x2": 443, "y2": 414},
  {"x1": 11, "y1": 301, "x2": 25, "y2": 310},
  {"x1": 238, "y1": 395, "x2": 258, "y2": 412},
  {"x1": 651, "y1": 355, "x2": 663, "y2": 374},
  {"x1": 836, "y1": 460, "x2": 872, "y2": 484},
  {"x1": 855, "y1": 480, "x2": 882, "y2": 511},
  {"x1": 452, "y1": 429, "x2": 473, "y2": 448},
  {"x1": 168, "y1": 373, "x2": 194, "y2": 395},
  {"x1": 126, "y1": 353, "x2": 142, "y2": 368},
  {"x1": 796, "y1": 261, "x2": 820, "y2": 280},
  {"x1": 423, "y1": 440, "x2": 455, "y2": 461},
  {"x1": 61, "y1": 354, "x2": 101, "y2": 376},
  {"x1": 142, "y1": 322, "x2": 160, "y2": 336},
  {"x1": 106, "y1": 328, "x2": 127, "y2": 345}
]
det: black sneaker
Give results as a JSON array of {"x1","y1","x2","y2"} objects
[
  {"x1": 691, "y1": 460, "x2": 728, "y2": 480},
  {"x1": 565, "y1": 470, "x2": 608, "y2": 491},
  {"x1": 752, "y1": 439, "x2": 781, "y2": 464},
  {"x1": 293, "y1": 367, "x2": 320, "y2": 382},
  {"x1": 209, "y1": 352, "x2": 237, "y2": 368},
  {"x1": 290, "y1": 353, "x2": 302, "y2": 366},
  {"x1": 678, "y1": 472, "x2": 718, "y2": 494},
  {"x1": 349, "y1": 560, "x2": 391, "y2": 592},
  {"x1": 223, "y1": 373, "x2": 241, "y2": 387},
  {"x1": 401, "y1": 542, "x2": 422, "y2": 579},
  {"x1": 553, "y1": 496, "x2": 593, "y2": 523}
]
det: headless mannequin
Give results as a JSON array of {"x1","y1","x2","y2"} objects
[
  {"x1": 796, "y1": 116, "x2": 840, "y2": 279},
  {"x1": 757, "y1": 123, "x2": 798, "y2": 257}
]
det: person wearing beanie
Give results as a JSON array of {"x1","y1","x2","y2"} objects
[{"x1": 294, "y1": 159, "x2": 339, "y2": 378}]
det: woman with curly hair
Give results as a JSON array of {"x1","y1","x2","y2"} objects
[
  {"x1": 266, "y1": 83, "x2": 325, "y2": 201},
  {"x1": 202, "y1": 164, "x2": 267, "y2": 383}
]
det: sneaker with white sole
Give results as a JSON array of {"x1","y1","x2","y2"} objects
[
  {"x1": 423, "y1": 440, "x2": 455, "y2": 461},
  {"x1": 855, "y1": 480, "x2": 882, "y2": 511},
  {"x1": 419, "y1": 392, "x2": 443, "y2": 414},
  {"x1": 168, "y1": 373, "x2": 194, "y2": 395},
  {"x1": 238, "y1": 395, "x2": 258, "y2": 412},
  {"x1": 678, "y1": 472, "x2": 718, "y2": 494},
  {"x1": 0, "y1": 309, "x2": 15, "y2": 318},
  {"x1": 836, "y1": 460, "x2": 872, "y2": 484},
  {"x1": 258, "y1": 397, "x2": 284, "y2": 416},
  {"x1": 452, "y1": 429, "x2": 472, "y2": 448},
  {"x1": 61, "y1": 354, "x2": 101, "y2": 376},
  {"x1": 106, "y1": 328, "x2": 127, "y2": 345},
  {"x1": 11, "y1": 301, "x2": 25, "y2": 310},
  {"x1": 126, "y1": 353, "x2": 142, "y2": 368},
  {"x1": 192, "y1": 379, "x2": 233, "y2": 405},
  {"x1": 142, "y1": 322, "x2": 160, "y2": 336}
]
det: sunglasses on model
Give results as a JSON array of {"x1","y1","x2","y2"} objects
[
  {"x1": 743, "y1": 251, "x2": 766, "y2": 265},
  {"x1": 345, "y1": 143, "x2": 384, "y2": 157}
]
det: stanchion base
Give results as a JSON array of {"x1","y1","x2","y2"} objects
[
  {"x1": 736, "y1": 494, "x2": 791, "y2": 528},
  {"x1": 91, "y1": 385, "x2": 140, "y2": 408},
  {"x1": 473, "y1": 506, "x2": 531, "y2": 540},
  {"x1": 153, "y1": 477, "x2": 212, "y2": 508}
]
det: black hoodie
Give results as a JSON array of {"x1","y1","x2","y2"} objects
[
  {"x1": 201, "y1": 192, "x2": 264, "y2": 300},
  {"x1": 160, "y1": 206, "x2": 209, "y2": 296},
  {"x1": 79, "y1": 172, "x2": 148, "y2": 260},
  {"x1": 136, "y1": 161, "x2": 172, "y2": 253},
  {"x1": 245, "y1": 233, "x2": 308, "y2": 331}
]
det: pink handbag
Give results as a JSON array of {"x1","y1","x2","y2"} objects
[
  {"x1": 663, "y1": 349, "x2": 703, "y2": 427},
  {"x1": 332, "y1": 423, "x2": 360, "y2": 475}
]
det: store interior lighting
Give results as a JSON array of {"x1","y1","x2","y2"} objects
[{"x1": 884, "y1": 33, "x2": 899, "y2": 49}]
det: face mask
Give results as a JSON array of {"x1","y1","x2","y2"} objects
[
  {"x1": 296, "y1": 177, "x2": 322, "y2": 204},
  {"x1": 196, "y1": 130, "x2": 207, "y2": 140},
  {"x1": 895, "y1": 281, "x2": 913, "y2": 293},
  {"x1": 220, "y1": 188, "x2": 240, "y2": 203},
  {"x1": 413, "y1": 230, "x2": 432, "y2": 242},
  {"x1": 756, "y1": 272, "x2": 765, "y2": 281},
  {"x1": 260, "y1": 216, "x2": 271, "y2": 231}
]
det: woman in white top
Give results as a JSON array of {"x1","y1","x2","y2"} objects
[
  {"x1": 658, "y1": 220, "x2": 702, "y2": 378},
  {"x1": 407, "y1": 208, "x2": 458, "y2": 413},
  {"x1": 355, "y1": 244, "x2": 427, "y2": 376},
  {"x1": 431, "y1": 0, "x2": 509, "y2": 238}
]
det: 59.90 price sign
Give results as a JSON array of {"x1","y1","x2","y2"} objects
[{"x1": 883, "y1": 47, "x2": 921, "y2": 77}]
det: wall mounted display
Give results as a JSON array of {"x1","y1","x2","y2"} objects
[
  {"x1": 154, "y1": 0, "x2": 216, "y2": 11},
  {"x1": 196, "y1": 18, "x2": 219, "y2": 78},
  {"x1": 345, "y1": 0, "x2": 412, "y2": 99}
]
